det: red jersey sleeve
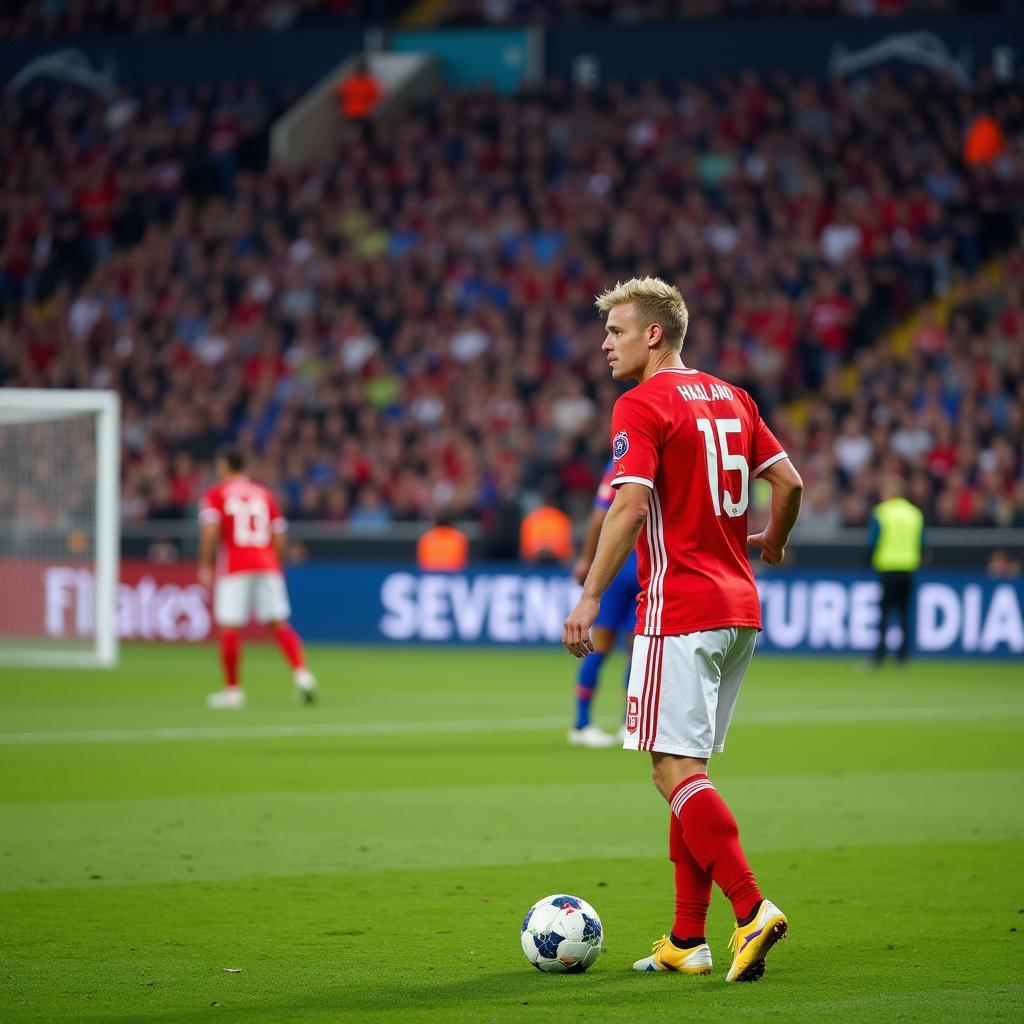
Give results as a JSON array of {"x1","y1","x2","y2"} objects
[
  {"x1": 610, "y1": 392, "x2": 660, "y2": 489},
  {"x1": 749, "y1": 403, "x2": 787, "y2": 478},
  {"x1": 198, "y1": 485, "x2": 223, "y2": 526}
]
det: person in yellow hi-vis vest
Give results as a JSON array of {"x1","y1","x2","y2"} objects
[{"x1": 869, "y1": 477, "x2": 925, "y2": 666}]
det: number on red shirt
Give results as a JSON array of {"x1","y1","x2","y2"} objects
[
  {"x1": 695, "y1": 417, "x2": 749, "y2": 518},
  {"x1": 224, "y1": 494, "x2": 272, "y2": 547}
]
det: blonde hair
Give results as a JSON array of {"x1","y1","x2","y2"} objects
[{"x1": 595, "y1": 276, "x2": 689, "y2": 350}]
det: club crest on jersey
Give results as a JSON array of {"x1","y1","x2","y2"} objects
[
  {"x1": 626, "y1": 696, "x2": 639, "y2": 733},
  {"x1": 612, "y1": 430, "x2": 629, "y2": 460}
]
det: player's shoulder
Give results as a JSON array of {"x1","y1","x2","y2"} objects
[
  {"x1": 227, "y1": 475, "x2": 267, "y2": 495},
  {"x1": 201, "y1": 481, "x2": 224, "y2": 503}
]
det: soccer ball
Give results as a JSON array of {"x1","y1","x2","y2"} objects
[{"x1": 520, "y1": 894, "x2": 603, "y2": 973}]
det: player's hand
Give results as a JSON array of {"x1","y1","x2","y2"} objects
[
  {"x1": 572, "y1": 558, "x2": 591, "y2": 585},
  {"x1": 198, "y1": 565, "x2": 214, "y2": 590},
  {"x1": 747, "y1": 531, "x2": 786, "y2": 566},
  {"x1": 563, "y1": 594, "x2": 599, "y2": 659}
]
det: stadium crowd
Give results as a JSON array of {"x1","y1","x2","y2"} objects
[
  {"x1": 0, "y1": 68, "x2": 1022, "y2": 538},
  {"x1": 0, "y1": 1, "x2": 384, "y2": 36},
  {"x1": 438, "y1": 0, "x2": 1009, "y2": 26},
  {"x1": 0, "y1": 0, "x2": 1012, "y2": 35}
]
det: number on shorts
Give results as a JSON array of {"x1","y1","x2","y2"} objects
[
  {"x1": 224, "y1": 494, "x2": 272, "y2": 547},
  {"x1": 695, "y1": 417, "x2": 749, "y2": 517}
]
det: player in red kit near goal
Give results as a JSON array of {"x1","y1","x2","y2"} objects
[
  {"x1": 563, "y1": 278, "x2": 803, "y2": 982},
  {"x1": 199, "y1": 447, "x2": 317, "y2": 709}
]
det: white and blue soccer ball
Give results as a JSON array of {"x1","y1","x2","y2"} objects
[{"x1": 520, "y1": 894, "x2": 603, "y2": 973}]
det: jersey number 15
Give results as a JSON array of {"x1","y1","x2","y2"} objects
[{"x1": 695, "y1": 417, "x2": 749, "y2": 517}]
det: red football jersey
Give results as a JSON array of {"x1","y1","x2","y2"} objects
[
  {"x1": 199, "y1": 477, "x2": 286, "y2": 575},
  {"x1": 610, "y1": 367, "x2": 787, "y2": 636}
]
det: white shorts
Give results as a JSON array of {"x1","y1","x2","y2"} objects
[
  {"x1": 214, "y1": 572, "x2": 291, "y2": 627},
  {"x1": 623, "y1": 627, "x2": 757, "y2": 758}
]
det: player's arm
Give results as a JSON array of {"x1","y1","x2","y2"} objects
[
  {"x1": 198, "y1": 521, "x2": 219, "y2": 589},
  {"x1": 747, "y1": 458, "x2": 803, "y2": 566},
  {"x1": 563, "y1": 483, "x2": 648, "y2": 658},
  {"x1": 273, "y1": 527, "x2": 286, "y2": 562},
  {"x1": 573, "y1": 506, "x2": 607, "y2": 584},
  {"x1": 269, "y1": 491, "x2": 288, "y2": 563}
]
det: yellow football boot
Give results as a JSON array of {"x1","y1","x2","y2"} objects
[
  {"x1": 633, "y1": 935, "x2": 713, "y2": 973},
  {"x1": 726, "y1": 899, "x2": 788, "y2": 982}
]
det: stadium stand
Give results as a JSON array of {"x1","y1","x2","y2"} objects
[
  {"x1": 1, "y1": 0, "x2": 1014, "y2": 35},
  {"x1": 0, "y1": 1, "x2": 402, "y2": 36},
  {"x1": 434, "y1": 0, "x2": 1016, "y2": 26},
  {"x1": 0, "y1": 67, "x2": 1021, "y2": 535}
]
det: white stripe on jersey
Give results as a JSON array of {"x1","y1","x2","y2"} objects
[
  {"x1": 613, "y1": 475, "x2": 655, "y2": 489},
  {"x1": 643, "y1": 493, "x2": 661, "y2": 634},
  {"x1": 652, "y1": 488, "x2": 669, "y2": 635},
  {"x1": 753, "y1": 450, "x2": 789, "y2": 478},
  {"x1": 644, "y1": 487, "x2": 669, "y2": 635}
]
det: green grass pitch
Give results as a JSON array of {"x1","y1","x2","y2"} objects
[{"x1": 1, "y1": 644, "x2": 1022, "y2": 1023}]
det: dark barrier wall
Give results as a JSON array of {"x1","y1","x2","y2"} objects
[
  {"x1": 0, "y1": 28, "x2": 363, "y2": 90},
  {"x1": 546, "y1": 15, "x2": 1021, "y2": 87},
  {"x1": 31, "y1": 560, "x2": 1024, "y2": 657}
]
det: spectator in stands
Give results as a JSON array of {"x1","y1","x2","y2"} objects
[
  {"x1": 963, "y1": 109, "x2": 1005, "y2": 167},
  {"x1": 335, "y1": 59, "x2": 381, "y2": 120}
]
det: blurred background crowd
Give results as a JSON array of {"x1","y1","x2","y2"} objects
[
  {"x1": 0, "y1": 2, "x2": 1022, "y2": 552},
  {"x1": 0, "y1": 0, "x2": 1017, "y2": 35},
  {"x1": 437, "y1": 0, "x2": 1019, "y2": 25}
]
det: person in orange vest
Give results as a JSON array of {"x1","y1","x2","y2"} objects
[
  {"x1": 335, "y1": 58, "x2": 381, "y2": 120},
  {"x1": 520, "y1": 501, "x2": 573, "y2": 565},
  {"x1": 417, "y1": 517, "x2": 469, "y2": 573},
  {"x1": 963, "y1": 112, "x2": 1004, "y2": 166}
]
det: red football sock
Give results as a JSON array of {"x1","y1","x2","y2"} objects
[
  {"x1": 219, "y1": 630, "x2": 240, "y2": 688},
  {"x1": 669, "y1": 774, "x2": 761, "y2": 923},
  {"x1": 669, "y1": 811, "x2": 711, "y2": 940},
  {"x1": 273, "y1": 622, "x2": 305, "y2": 670}
]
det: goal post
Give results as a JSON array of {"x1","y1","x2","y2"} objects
[{"x1": 0, "y1": 389, "x2": 120, "y2": 668}]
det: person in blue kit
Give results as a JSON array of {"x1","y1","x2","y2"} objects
[{"x1": 568, "y1": 457, "x2": 639, "y2": 748}]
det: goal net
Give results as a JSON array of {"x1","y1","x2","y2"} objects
[{"x1": 0, "y1": 390, "x2": 120, "y2": 667}]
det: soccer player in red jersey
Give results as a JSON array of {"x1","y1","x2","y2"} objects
[
  {"x1": 563, "y1": 278, "x2": 803, "y2": 982},
  {"x1": 198, "y1": 447, "x2": 317, "y2": 709}
]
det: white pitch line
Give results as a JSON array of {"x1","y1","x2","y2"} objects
[
  {"x1": 0, "y1": 716, "x2": 568, "y2": 746},
  {"x1": 0, "y1": 704, "x2": 1020, "y2": 746},
  {"x1": 743, "y1": 704, "x2": 1024, "y2": 725}
]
